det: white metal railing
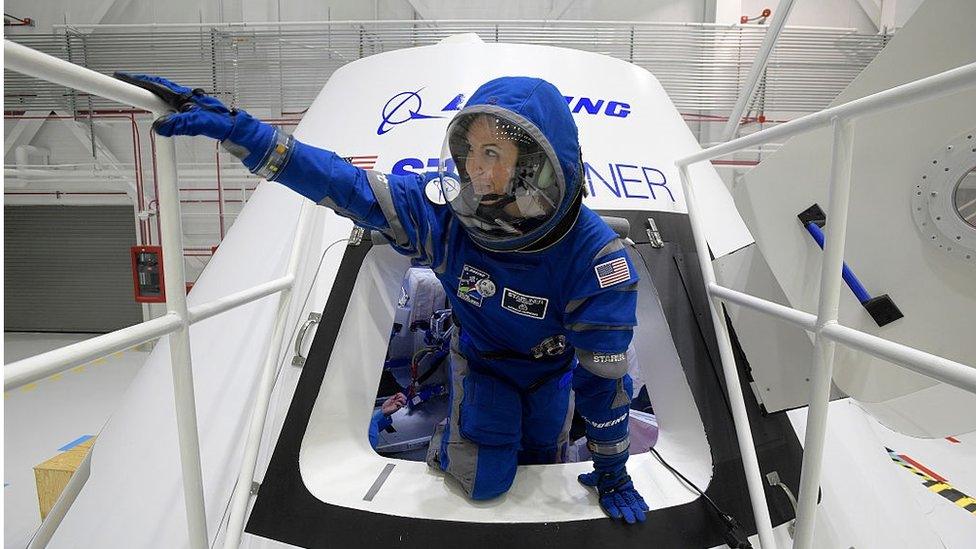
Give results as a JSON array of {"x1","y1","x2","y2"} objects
[
  {"x1": 676, "y1": 62, "x2": 976, "y2": 549},
  {"x1": 3, "y1": 40, "x2": 313, "y2": 549}
]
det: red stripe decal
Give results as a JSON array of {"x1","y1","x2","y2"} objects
[
  {"x1": 898, "y1": 454, "x2": 947, "y2": 483},
  {"x1": 946, "y1": 436, "x2": 961, "y2": 444}
]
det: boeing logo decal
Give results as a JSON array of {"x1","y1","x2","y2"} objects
[
  {"x1": 378, "y1": 89, "x2": 629, "y2": 135},
  {"x1": 377, "y1": 90, "x2": 465, "y2": 135}
]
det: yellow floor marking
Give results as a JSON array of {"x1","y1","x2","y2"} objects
[
  {"x1": 928, "y1": 483, "x2": 950, "y2": 493},
  {"x1": 72, "y1": 365, "x2": 86, "y2": 374},
  {"x1": 21, "y1": 383, "x2": 38, "y2": 392},
  {"x1": 93, "y1": 357, "x2": 107, "y2": 365},
  {"x1": 50, "y1": 373, "x2": 63, "y2": 382}
]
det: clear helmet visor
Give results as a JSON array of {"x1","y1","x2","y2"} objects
[{"x1": 439, "y1": 111, "x2": 564, "y2": 246}]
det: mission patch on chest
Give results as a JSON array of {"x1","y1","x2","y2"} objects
[{"x1": 457, "y1": 264, "x2": 494, "y2": 307}]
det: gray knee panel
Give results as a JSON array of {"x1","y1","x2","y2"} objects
[{"x1": 576, "y1": 349, "x2": 629, "y2": 379}]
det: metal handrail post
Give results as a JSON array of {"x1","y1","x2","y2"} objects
[
  {"x1": 677, "y1": 165, "x2": 777, "y2": 549},
  {"x1": 154, "y1": 133, "x2": 209, "y2": 549},
  {"x1": 720, "y1": 0, "x2": 796, "y2": 141},
  {"x1": 792, "y1": 117, "x2": 855, "y2": 549},
  {"x1": 222, "y1": 202, "x2": 313, "y2": 548},
  {"x1": 3, "y1": 40, "x2": 208, "y2": 547}
]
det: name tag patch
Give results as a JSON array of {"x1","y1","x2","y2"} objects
[{"x1": 501, "y1": 288, "x2": 549, "y2": 319}]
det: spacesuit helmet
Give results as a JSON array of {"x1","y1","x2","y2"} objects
[{"x1": 439, "y1": 77, "x2": 583, "y2": 252}]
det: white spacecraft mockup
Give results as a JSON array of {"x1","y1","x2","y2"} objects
[{"x1": 37, "y1": 1, "x2": 976, "y2": 548}]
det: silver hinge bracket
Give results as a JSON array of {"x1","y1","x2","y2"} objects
[
  {"x1": 645, "y1": 218, "x2": 664, "y2": 248},
  {"x1": 349, "y1": 226, "x2": 366, "y2": 246}
]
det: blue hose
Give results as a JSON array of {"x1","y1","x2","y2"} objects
[{"x1": 804, "y1": 222, "x2": 872, "y2": 304}]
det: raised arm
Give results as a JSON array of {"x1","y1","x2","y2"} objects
[{"x1": 119, "y1": 73, "x2": 447, "y2": 268}]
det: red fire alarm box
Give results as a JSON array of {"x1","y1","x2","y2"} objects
[{"x1": 130, "y1": 246, "x2": 166, "y2": 303}]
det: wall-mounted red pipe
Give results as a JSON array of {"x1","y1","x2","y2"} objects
[
  {"x1": 127, "y1": 112, "x2": 148, "y2": 243},
  {"x1": 149, "y1": 131, "x2": 162, "y2": 244},
  {"x1": 132, "y1": 113, "x2": 148, "y2": 242}
]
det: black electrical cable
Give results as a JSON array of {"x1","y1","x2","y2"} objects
[
  {"x1": 649, "y1": 447, "x2": 723, "y2": 515},
  {"x1": 650, "y1": 447, "x2": 753, "y2": 549}
]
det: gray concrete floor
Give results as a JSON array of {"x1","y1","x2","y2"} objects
[{"x1": 4, "y1": 333, "x2": 149, "y2": 548}]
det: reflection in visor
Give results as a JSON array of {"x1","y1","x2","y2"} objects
[
  {"x1": 439, "y1": 112, "x2": 564, "y2": 246},
  {"x1": 440, "y1": 176, "x2": 461, "y2": 202}
]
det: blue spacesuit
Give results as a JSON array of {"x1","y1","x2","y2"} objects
[{"x1": 123, "y1": 73, "x2": 649, "y2": 524}]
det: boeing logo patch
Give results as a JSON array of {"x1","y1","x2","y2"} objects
[{"x1": 501, "y1": 288, "x2": 549, "y2": 319}]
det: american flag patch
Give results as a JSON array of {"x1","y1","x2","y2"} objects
[
  {"x1": 595, "y1": 257, "x2": 631, "y2": 288},
  {"x1": 343, "y1": 155, "x2": 378, "y2": 169}
]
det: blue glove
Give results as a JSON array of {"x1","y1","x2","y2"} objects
[
  {"x1": 579, "y1": 466, "x2": 649, "y2": 524},
  {"x1": 113, "y1": 73, "x2": 278, "y2": 174}
]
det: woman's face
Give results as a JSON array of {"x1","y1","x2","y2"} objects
[{"x1": 463, "y1": 115, "x2": 519, "y2": 202}]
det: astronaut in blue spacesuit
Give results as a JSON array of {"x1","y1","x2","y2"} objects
[{"x1": 123, "y1": 73, "x2": 649, "y2": 524}]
